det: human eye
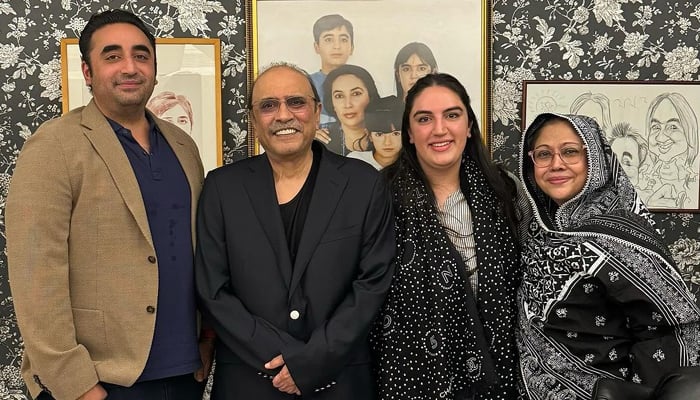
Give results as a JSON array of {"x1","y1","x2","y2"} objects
[
  {"x1": 257, "y1": 99, "x2": 279, "y2": 113},
  {"x1": 415, "y1": 115, "x2": 431, "y2": 124},
  {"x1": 324, "y1": 37, "x2": 333, "y2": 43},
  {"x1": 666, "y1": 122, "x2": 680, "y2": 131},
  {"x1": 104, "y1": 53, "x2": 120, "y2": 61},
  {"x1": 286, "y1": 96, "x2": 308, "y2": 110},
  {"x1": 391, "y1": 130, "x2": 401, "y2": 136},
  {"x1": 445, "y1": 111, "x2": 462, "y2": 120},
  {"x1": 351, "y1": 89, "x2": 364, "y2": 97},
  {"x1": 400, "y1": 66, "x2": 410, "y2": 73},
  {"x1": 333, "y1": 92, "x2": 345, "y2": 100},
  {"x1": 650, "y1": 122, "x2": 661, "y2": 131},
  {"x1": 418, "y1": 65, "x2": 430, "y2": 74},
  {"x1": 561, "y1": 147, "x2": 581, "y2": 159},
  {"x1": 534, "y1": 149, "x2": 552, "y2": 160}
]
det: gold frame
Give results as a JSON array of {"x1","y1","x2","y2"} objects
[
  {"x1": 60, "y1": 37, "x2": 223, "y2": 173},
  {"x1": 246, "y1": 0, "x2": 491, "y2": 154}
]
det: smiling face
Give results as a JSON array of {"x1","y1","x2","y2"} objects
[
  {"x1": 330, "y1": 74, "x2": 370, "y2": 130},
  {"x1": 82, "y1": 23, "x2": 156, "y2": 120},
  {"x1": 314, "y1": 25, "x2": 353, "y2": 72},
  {"x1": 250, "y1": 66, "x2": 320, "y2": 161},
  {"x1": 531, "y1": 119, "x2": 589, "y2": 205},
  {"x1": 648, "y1": 98, "x2": 688, "y2": 162},
  {"x1": 408, "y1": 85, "x2": 471, "y2": 179},
  {"x1": 398, "y1": 53, "x2": 433, "y2": 99}
]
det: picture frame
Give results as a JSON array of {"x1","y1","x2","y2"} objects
[
  {"x1": 522, "y1": 80, "x2": 700, "y2": 212},
  {"x1": 246, "y1": 0, "x2": 490, "y2": 155},
  {"x1": 60, "y1": 38, "x2": 223, "y2": 173}
]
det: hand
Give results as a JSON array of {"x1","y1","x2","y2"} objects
[
  {"x1": 315, "y1": 128, "x2": 331, "y2": 144},
  {"x1": 265, "y1": 354, "x2": 301, "y2": 395},
  {"x1": 77, "y1": 383, "x2": 108, "y2": 400},
  {"x1": 194, "y1": 337, "x2": 215, "y2": 382}
]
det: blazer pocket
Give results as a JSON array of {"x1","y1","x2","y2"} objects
[
  {"x1": 72, "y1": 308, "x2": 108, "y2": 359},
  {"x1": 320, "y1": 224, "x2": 361, "y2": 244}
]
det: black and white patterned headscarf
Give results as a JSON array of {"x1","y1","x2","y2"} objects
[
  {"x1": 517, "y1": 113, "x2": 700, "y2": 400},
  {"x1": 371, "y1": 155, "x2": 523, "y2": 400}
]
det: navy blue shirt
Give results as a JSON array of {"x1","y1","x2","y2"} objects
[{"x1": 109, "y1": 117, "x2": 200, "y2": 381}]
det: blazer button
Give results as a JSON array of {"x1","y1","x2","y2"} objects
[
  {"x1": 148, "y1": 256, "x2": 156, "y2": 263},
  {"x1": 289, "y1": 310, "x2": 300, "y2": 320},
  {"x1": 146, "y1": 305, "x2": 156, "y2": 313}
]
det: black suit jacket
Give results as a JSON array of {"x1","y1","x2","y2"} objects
[{"x1": 195, "y1": 142, "x2": 395, "y2": 397}]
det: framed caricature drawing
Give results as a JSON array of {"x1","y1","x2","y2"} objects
[
  {"x1": 247, "y1": 0, "x2": 490, "y2": 155},
  {"x1": 60, "y1": 38, "x2": 223, "y2": 173},
  {"x1": 523, "y1": 80, "x2": 700, "y2": 212}
]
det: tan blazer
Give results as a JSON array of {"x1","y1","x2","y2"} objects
[{"x1": 6, "y1": 100, "x2": 204, "y2": 400}]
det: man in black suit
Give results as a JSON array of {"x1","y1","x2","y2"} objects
[{"x1": 195, "y1": 62, "x2": 395, "y2": 399}]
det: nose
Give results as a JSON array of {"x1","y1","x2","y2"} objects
[
  {"x1": 276, "y1": 101, "x2": 294, "y2": 121},
  {"x1": 343, "y1": 96, "x2": 352, "y2": 108},
  {"x1": 121, "y1": 56, "x2": 137, "y2": 74},
  {"x1": 332, "y1": 38, "x2": 340, "y2": 49},
  {"x1": 382, "y1": 134, "x2": 392, "y2": 144},
  {"x1": 549, "y1": 152, "x2": 566, "y2": 169},
  {"x1": 432, "y1": 119, "x2": 447, "y2": 135}
]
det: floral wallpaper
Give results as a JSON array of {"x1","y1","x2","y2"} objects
[{"x1": 0, "y1": 0, "x2": 698, "y2": 398}]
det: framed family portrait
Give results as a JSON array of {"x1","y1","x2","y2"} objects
[
  {"x1": 522, "y1": 80, "x2": 700, "y2": 212},
  {"x1": 246, "y1": 0, "x2": 490, "y2": 155},
  {"x1": 60, "y1": 38, "x2": 223, "y2": 173}
]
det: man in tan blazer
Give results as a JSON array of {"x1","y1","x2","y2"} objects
[{"x1": 6, "y1": 9, "x2": 212, "y2": 400}]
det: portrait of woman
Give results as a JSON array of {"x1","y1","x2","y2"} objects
[
  {"x1": 146, "y1": 90, "x2": 194, "y2": 135},
  {"x1": 371, "y1": 73, "x2": 525, "y2": 399},
  {"x1": 346, "y1": 107, "x2": 402, "y2": 170},
  {"x1": 318, "y1": 64, "x2": 381, "y2": 156},
  {"x1": 518, "y1": 113, "x2": 700, "y2": 399},
  {"x1": 643, "y1": 92, "x2": 699, "y2": 209}
]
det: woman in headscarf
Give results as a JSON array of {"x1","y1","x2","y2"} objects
[
  {"x1": 371, "y1": 73, "x2": 527, "y2": 399},
  {"x1": 518, "y1": 113, "x2": 700, "y2": 400}
]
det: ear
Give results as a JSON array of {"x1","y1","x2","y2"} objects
[
  {"x1": 314, "y1": 101, "x2": 322, "y2": 125},
  {"x1": 408, "y1": 129, "x2": 415, "y2": 144},
  {"x1": 467, "y1": 121, "x2": 473, "y2": 138},
  {"x1": 314, "y1": 42, "x2": 321, "y2": 55},
  {"x1": 81, "y1": 61, "x2": 92, "y2": 87}
]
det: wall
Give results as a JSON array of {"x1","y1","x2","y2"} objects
[{"x1": 0, "y1": 0, "x2": 698, "y2": 397}]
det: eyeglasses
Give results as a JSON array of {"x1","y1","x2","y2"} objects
[
  {"x1": 528, "y1": 144, "x2": 587, "y2": 167},
  {"x1": 370, "y1": 130, "x2": 401, "y2": 138},
  {"x1": 251, "y1": 95, "x2": 317, "y2": 116}
]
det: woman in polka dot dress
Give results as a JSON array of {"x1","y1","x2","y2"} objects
[{"x1": 371, "y1": 73, "x2": 529, "y2": 399}]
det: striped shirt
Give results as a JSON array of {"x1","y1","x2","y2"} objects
[{"x1": 437, "y1": 190, "x2": 478, "y2": 297}]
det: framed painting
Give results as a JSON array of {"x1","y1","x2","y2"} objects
[
  {"x1": 523, "y1": 80, "x2": 700, "y2": 212},
  {"x1": 60, "y1": 38, "x2": 223, "y2": 173},
  {"x1": 246, "y1": 0, "x2": 490, "y2": 155}
]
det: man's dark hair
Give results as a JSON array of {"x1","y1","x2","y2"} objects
[
  {"x1": 312, "y1": 14, "x2": 354, "y2": 45},
  {"x1": 79, "y1": 9, "x2": 157, "y2": 71}
]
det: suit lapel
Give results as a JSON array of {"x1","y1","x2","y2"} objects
[
  {"x1": 243, "y1": 155, "x2": 293, "y2": 289},
  {"x1": 80, "y1": 100, "x2": 153, "y2": 247},
  {"x1": 290, "y1": 146, "x2": 348, "y2": 294}
]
